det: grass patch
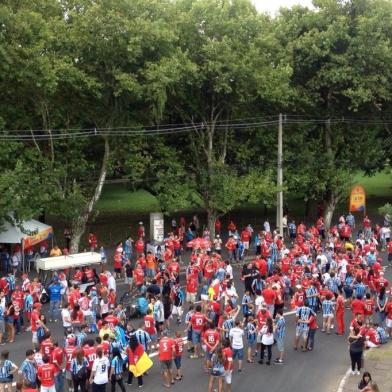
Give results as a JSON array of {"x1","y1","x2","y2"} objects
[
  {"x1": 97, "y1": 185, "x2": 160, "y2": 214},
  {"x1": 353, "y1": 171, "x2": 392, "y2": 198}
]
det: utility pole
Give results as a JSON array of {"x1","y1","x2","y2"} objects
[{"x1": 276, "y1": 113, "x2": 283, "y2": 236}]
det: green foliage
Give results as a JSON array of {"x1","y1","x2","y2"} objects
[
  {"x1": 0, "y1": 0, "x2": 391, "y2": 233},
  {"x1": 378, "y1": 203, "x2": 392, "y2": 218}
]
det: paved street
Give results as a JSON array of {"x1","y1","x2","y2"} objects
[{"x1": 4, "y1": 251, "x2": 392, "y2": 392}]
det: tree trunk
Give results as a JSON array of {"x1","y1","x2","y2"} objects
[
  {"x1": 323, "y1": 190, "x2": 341, "y2": 231},
  {"x1": 207, "y1": 209, "x2": 217, "y2": 241},
  {"x1": 70, "y1": 137, "x2": 110, "y2": 253}
]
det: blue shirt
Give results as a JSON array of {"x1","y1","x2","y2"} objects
[
  {"x1": 246, "y1": 322, "x2": 257, "y2": 341},
  {"x1": 354, "y1": 283, "x2": 366, "y2": 299},
  {"x1": 296, "y1": 306, "x2": 314, "y2": 324},
  {"x1": 70, "y1": 358, "x2": 88, "y2": 375},
  {"x1": 275, "y1": 317, "x2": 286, "y2": 340},
  {"x1": 76, "y1": 332, "x2": 87, "y2": 347},
  {"x1": 134, "y1": 329, "x2": 151, "y2": 351},
  {"x1": 111, "y1": 356, "x2": 124, "y2": 375},
  {"x1": 305, "y1": 287, "x2": 318, "y2": 307},
  {"x1": 20, "y1": 359, "x2": 37, "y2": 384},
  {"x1": 322, "y1": 300, "x2": 334, "y2": 315},
  {"x1": 0, "y1": 360, "x2": 13, "y2": 379},
  {"x1": 49, "y1": 283, "x2": 62, "y2": 301},
  {"x1": 222, "y1": 318, "x2": 234, "y2": 339}
]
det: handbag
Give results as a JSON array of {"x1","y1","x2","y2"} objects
[
  {"x1": 129, "y1": 352, "x2": 153, "y2": 377},
  {"x1": 211, "y1": 363, "x2": 224, "y2": 377}
]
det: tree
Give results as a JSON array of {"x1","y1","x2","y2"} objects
[
  {"x1": 275, "y1": 0, "x2": 392, "y2": 228},
  {"x1": 142, "y1": 0, "x2": 290, "y2": 237}
]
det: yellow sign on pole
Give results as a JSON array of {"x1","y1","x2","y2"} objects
[{"x1": 349, "y1": 185, "x2": 366, "y2": 214}]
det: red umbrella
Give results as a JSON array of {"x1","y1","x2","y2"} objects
[{"x1": 187, "y1": 237, "x2": 211, "y2": 250}]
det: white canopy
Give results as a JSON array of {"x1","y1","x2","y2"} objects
[
  {"x1": 36, "y1": 252, "x2": 102, "y2": 272},
  {"x1": 0, "y1": 219, "x2": 53, "y2": 245}
]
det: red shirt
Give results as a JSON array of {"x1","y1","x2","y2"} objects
[
  {"x1": 257, "y1": 310, "x2": 270, "y2": 330},
  {"x1": 336, "y1": 295, "x2": 345, "y2": 313},
  {"x1": 37, "y1": 363, "x2": 56, "y2": 387},
  {"x1": 204, "y1": 329, "x2": 220, "y2": 352},
  {"x1": 293, "y1": 290, "x2": 305, "y2": 307},
  {"x1": 351, "y1": 299, "x2": 366, "y2": 316},
  {"x1": 144, "y1": 315, "x2": 156, "y2": 335},
  {"x1": 190, "y1": 312, "x2": 206, "y2": 332},
  {"x1": 51, "y1": 347, "x2": 64, "y2": 373},
  {"x1": 134, "y1": 268, "x2": 145, "y2": 286},
  {"x1": 41, "y1": 338, "x2": 54, "y2": 357},
  {"x1": 366, "y1": 328, "x2": 380, "y2": 345},
  {"x1": 222, "y1": 347, "x2": 233, "y2": 370},
  {"x1": 96, "y1": 340, "x2": 110, "y2": 356},
  {"x1": 135, "y1": 239, "x2": 144, "y2": 253},
  {"x1": 262, "y1": 288, "x2": 276, "y2": 305},
  {"x1": 114, "y1": 253, "x2": 122, "y2": 269},
  {"x1": 104, "y1": 315, "x2": 119, "y2": 329},
  {"x1": 364, "y1": 299, "x2": 375, "y2": 316},
  {"x1": 64, "y1": 346, "x2": 76, "y2": 371},
  {"x1": 168, "y1": 262, "x2": 180, "y2": 275},
  {"x1": 186, "y1": 278, "x2": 198, "y2": 294},
  {"x1": 241, "y1": 230, "x2": 251, "y2": 242},
  {"x1": 386, "y1": 302, "x2": 392, "y2": 319},
  {"x1": 159, "y1": 337, "x2": 174, "y2": 361},
  {"x1": 30, "y1": 310, "x2": 40, "y2": 333},
  {"x1": 83, "y1": 345, "x2": 97, "y2": 369},
  {"x1": 281, "y1": 257, "x2": 291, "y2": 274},
  {"x1": 174, "y1": 337, "x2": 184, "y2": 357}
]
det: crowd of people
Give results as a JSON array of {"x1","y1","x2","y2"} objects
[{"x1": 0, "y1": 213, "x2": 390, "y2": 392}]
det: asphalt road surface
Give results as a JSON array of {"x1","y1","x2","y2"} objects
[{"x1": 4, "y1": 253, "x2": 392, "y2": 392}]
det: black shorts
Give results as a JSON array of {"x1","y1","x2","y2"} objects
[
  {"x1": 388, "y1": 253, "x2": 392, "y2": 262},
  {"x1": 114, "y1": 268, "x2": 121, "y2": 273}
]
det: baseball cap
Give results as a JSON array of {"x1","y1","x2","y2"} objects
[{"x1": 34, "y1": 302, "x2": 42, "y2": 309}]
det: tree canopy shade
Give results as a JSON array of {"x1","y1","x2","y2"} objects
[{"x1": 0, "y1": 0, "x2": 392, "y2": 243}]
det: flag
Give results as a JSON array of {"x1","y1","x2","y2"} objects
[
  {"x1": 349, "y1": 185, "x2": 366, "y2": 213},
  {"x1": 129, "y1": 352, "x2": 153, "y2": 377}
]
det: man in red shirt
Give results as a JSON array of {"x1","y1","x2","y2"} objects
[
  {"x1": 88, "y1": 232, "x2": 97, "y2": 251},
  {"x1": 262, "y1": 285, "x2": 276, "y2": 316},
  {"x1": 203, "y1": 323, "x2": 220, "y2": 370},
  {"x1": 351, "y1": 296, "x2": 366, "y2": 317},
  {"x1": 364, "y1": 293, "x2": 375, "y2": 323},
  {"x1": 186, "y1": 276, "x2": 198, "y2": 304},
  {"x1": 335, "y1": 289, "x2": 345, "y2": 335},
  {"x1": 190, "y1": 305, "x2": 211, "y2": 359},
  {"x1": 83, "y1": 339, "x2": 97, "y2": 371},
  {"x1": 159, "y1": 331, "x2": 175, "y2": 388},
  {"x1": 51, "y1": 341, "x2": 64, "y2": 392},
  {"x1": 173, "y1": 331, "x2": 184, "y2": 381},
  {"x1": 41, "y1": 331, "x2": 54, "y2": 358},
  {"x1": 37, "y1": 355, "x2": 56, "y2": 392},
  {"x1": 142, "y1": 309, "x2": 157, "y2": 350},
  {"x1": 64, "y1": 336, "x2": 77, "y2": 390},
  {"x1": 240, "y1": 228, "x2": 251, "y2": 255},
  {"x1": 30, "y1": 302, "x2": 42, "y2": 349},
  {"x1": 225, "y1": 236, "x2": 237, "y2": 262}
]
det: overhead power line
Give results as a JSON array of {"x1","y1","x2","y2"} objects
[{"x1": 0, "y1": 116, "x2": 389, "y2": 142}]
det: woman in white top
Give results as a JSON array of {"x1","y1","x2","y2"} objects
[
  {"x1": 258, "y1": 317, "x2": 274, "y2": 365},
  {"x1": 89, "y1": 348, "x2": 110, "y2": 392}
]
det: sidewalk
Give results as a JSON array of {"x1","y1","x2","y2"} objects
[{"x1": 339, "y1": 343, "x2": 392, "y2": 392}]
